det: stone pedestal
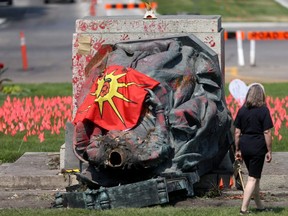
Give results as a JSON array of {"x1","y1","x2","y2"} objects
[{"x1": 72, "y1": 15, "x2": 224, "y2": 116}]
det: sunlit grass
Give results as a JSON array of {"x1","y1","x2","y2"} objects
[
  {"x1": 224, "y1": 83, "x2": 288, "y2": 98},
  {"x1": 0, "y1": 82, "x2": 72, "y2": 105},
  {"x1": 0, "y1": 130, "x2": 65, "y2": 164},
  {"x1": 0, "y1": 206, "x2": 287, "y2": 216},
  {"x1": 272, "y1": 127, "x2": 288, "y2": 152},
  {"x1": 152, "y1": 0, "x2": 288, "y2": 22}
]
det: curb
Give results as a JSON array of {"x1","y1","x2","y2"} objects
[{"x1": 0, "y1": 152, "x2": 77, "y2": 190}]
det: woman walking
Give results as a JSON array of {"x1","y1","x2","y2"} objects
[{"x1": 234, "y1": 83, "x2": 273, "y2": 215}]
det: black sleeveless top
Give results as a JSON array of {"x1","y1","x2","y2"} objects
[{"x1": 234, "y1": 105, "x2": 274, "y2": 155}]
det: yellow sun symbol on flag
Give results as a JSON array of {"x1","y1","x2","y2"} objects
[{"x1": 91, "y1": 69, "x2": 136, "y2": 124}]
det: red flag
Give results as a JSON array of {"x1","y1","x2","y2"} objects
[
  {"x1": 38, "y1": 132, "x2": 45, "y2": 143},
  {"x1": 73, "y1": 65, "x2": 159, "y2": 131}
]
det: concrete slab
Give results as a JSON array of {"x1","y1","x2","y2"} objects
[
  {"x1": 63, "y1": 122, "x2": 80, "y2": 170},
  {"x1": 0, "y1": 152, "x2": 77, "y2": 190}
]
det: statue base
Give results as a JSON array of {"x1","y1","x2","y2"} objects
[{"x1": 53, "y1": 171, "x2": 199, "y2": 209}]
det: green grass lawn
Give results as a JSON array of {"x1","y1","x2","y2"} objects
[
  {"x1": 0, "y1": 131, "x2": 66, "y2": 164},
  {"x1": 152, "y1": 0, "x2": 288, "y2": 22},
  {"x1": 0, "y1": 83, "x2": 72, "y2": 105},
  {"x1": 0, "y1": 206, "x2": 287, "y2": 216},
  {"x1": 225, "y1": 82, "x2": 288, "y2": 98}
]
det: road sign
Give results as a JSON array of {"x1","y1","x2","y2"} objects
[{"x1": 248, "y1": 31, "x2": 288, "y2": 40}]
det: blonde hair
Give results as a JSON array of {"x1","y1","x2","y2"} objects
[{"x1": 244, "y1": 84, "x2": 266, "y2": 108}]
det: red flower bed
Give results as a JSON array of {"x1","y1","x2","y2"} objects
[{"x1": 0, "y1": 95, "x2": 287, "y2": 142}]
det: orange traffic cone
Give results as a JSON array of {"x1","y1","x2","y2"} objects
[
  {"x1": 90, "y1": 0, "x2": 97, "y2": 16},
  {"x1": 219, "y1": 177, "x2": 224, "y2": 190},
  {"x1": 20, "y1": 31, "x2": 28, "y2": 71},
  {"x1": 229, "y1": 176, "x2": 234, "y2": 188}
]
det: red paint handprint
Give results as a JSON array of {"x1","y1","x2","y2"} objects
[
  {"x1": 92, "y1": 37, "x2": 106, "y2": 52},
  {"x1": 204, "y1": 36, "x2": 216, "y2": 47},
  {"x1": 120, "y1": 34, "x2": 130, "y2": 41},
  {"x1": 78, "y1": 21, "x2": 88, "y2": 32}
]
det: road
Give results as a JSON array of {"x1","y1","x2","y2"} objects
[
  {"x1": 224, "y1": 22, "x2": 288, "y2": 83},
  {"x1": 0, "y1": 0, "x2": 88, "y2": 83},
  {"x1": 0, "y1": 0, "x2": 288, "y2": 83}
]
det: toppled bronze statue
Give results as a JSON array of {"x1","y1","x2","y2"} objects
[{"x1": 53, "y1": 35, "x2": 233, "y2": 209}]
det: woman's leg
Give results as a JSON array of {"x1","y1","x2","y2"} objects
[
  {"x1": 241, "y1": 176, "x2": 257, "y2": 211},
  {"x1": 253, "y1": 178, "x2": 264, "y2": 209}
]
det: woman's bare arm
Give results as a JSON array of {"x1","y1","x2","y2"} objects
[
  {"x1": 264, "y1": 129, "x2": 272, "y2": 162},
  {"x1": 234, "y1": 128, "x2": 242, "y2": 160}
]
